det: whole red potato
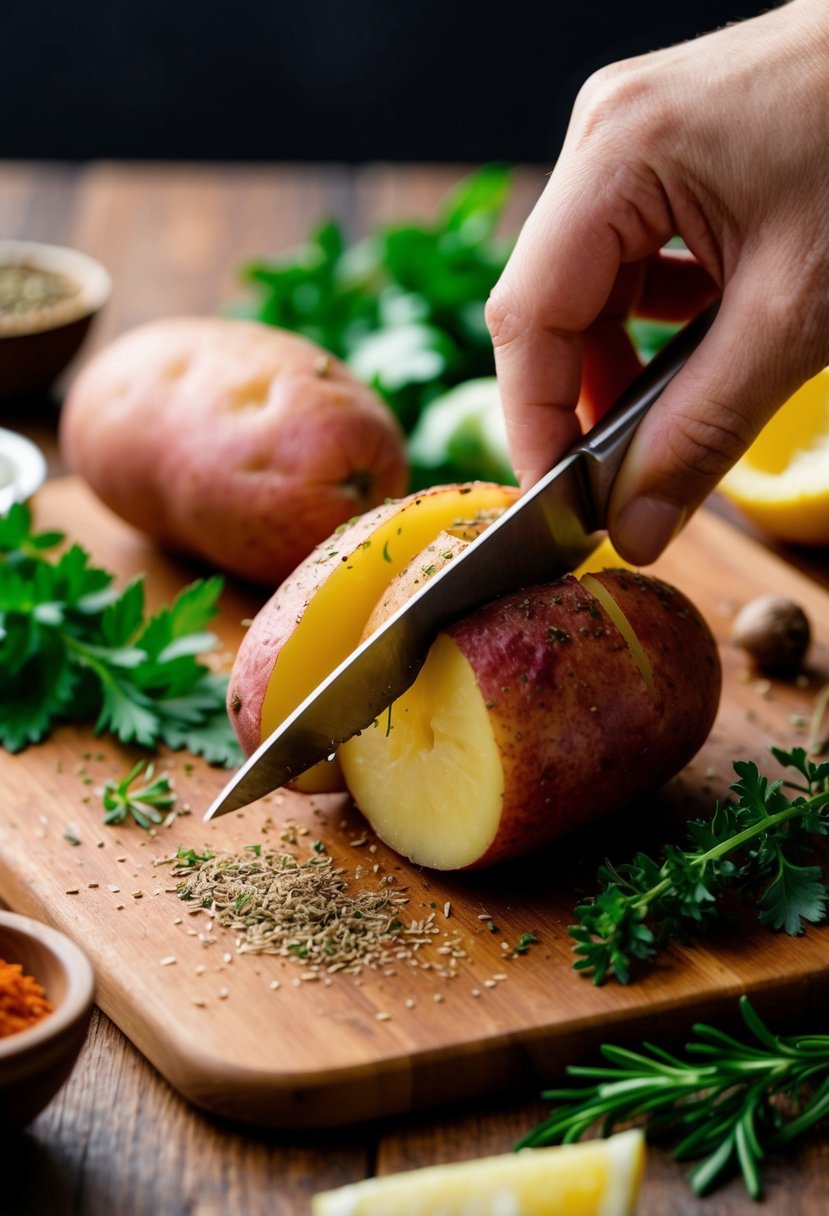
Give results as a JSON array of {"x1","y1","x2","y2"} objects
[{"x1": 60, "y1": 317, "x2": 408, "y2": 586}]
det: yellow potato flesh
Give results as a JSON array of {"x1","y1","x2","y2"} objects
[
  {"x1": 580, "y1": 572, "x2": 655, "y2": 696},
  {"x1": 259, "y1": 483, "x2": 518, "y2": 742},
  {"x1": 339, "y1": 542, "x2": 638, "y2": 869},
  {"x1": 339, "y1": 634, "x2": 504, "y2": 869}
]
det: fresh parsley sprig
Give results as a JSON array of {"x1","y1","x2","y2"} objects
[
  {"x1": 571, "y1": 748, "x2": 829, "y2": 985},
  {"x1": 519, "y1": 995, "x2": 829, "y2": 1200},
  {"x1": 0, "y1": 502, "x2": 242, "y2": 766},
  {"x1": 240, "y1": 165, "x2": 514, "y2": 466},
  {"x1": 101, "y1": 760, "x2": 176, "y2": 829}
]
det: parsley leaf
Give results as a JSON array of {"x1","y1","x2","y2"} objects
[
  {"x1": 0, "y1": 502, "x2": 242, "y2": 766},
  {"x1": 102, "y1": 760, "x2": 176, "y2": 829},
  {"x1": 240, "y1": 165, "x2": 514, "y2": 486},
  {"x1": 571, "y1": 749, "x2": 829, "y2": 984},
  {"x1": 757, "y1": 857, "x2": 827, "y2": 934}
]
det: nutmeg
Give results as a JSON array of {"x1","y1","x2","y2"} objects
[{"x1": 731, "y1": 594, "x2": 811, "y2": 673}]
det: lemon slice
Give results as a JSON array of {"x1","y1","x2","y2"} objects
[
  {"x1": 311, "y1": 1129, "x2": 644, "y2": 1216},
  {"x1": 719, "y1": 367, "x2": 829, "y2": 544}
]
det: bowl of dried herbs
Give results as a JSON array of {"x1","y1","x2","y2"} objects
[
  {"x1": 0, "y1": 910, "x2": 95, "y2": 1129},
  {"x1": 0, "y1": 240, "x2": 110, "y2": 402}
]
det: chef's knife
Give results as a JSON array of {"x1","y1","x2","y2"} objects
[{"x1": 206, "y1": 305, "x2": 717, "y2": 820}]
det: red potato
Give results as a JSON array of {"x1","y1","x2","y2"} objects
[
  {"x1": 225, "y1": 473, "x2": 720, "y2": 865},
  {"x1": 59, "y1": 317, "x2": 408, "y2": 586},
  {"x1": 339, "y1": 569, "x2": 721, "y2": 869},
  {"x1": 227, "y1": 482, "x2": 519, "y2": 791}
]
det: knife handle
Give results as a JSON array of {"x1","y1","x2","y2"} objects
[{"x1": 575, "y1": 302, "x2": 719, "y2": 529}]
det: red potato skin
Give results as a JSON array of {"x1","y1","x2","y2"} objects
[
  {"x1": 226, "y1": 483, "x2": 516, "y2": 755},
  {"x1": 60, "y1": 318, "x2": 408, "y2": 587},
  {"x1": 444, "y1": 569, "x2": 722, "y2": 868},
  {"x1": 226, "y1": 493, "x2": 421, "y2": 756}
]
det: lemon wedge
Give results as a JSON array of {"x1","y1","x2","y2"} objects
[
  {"x1": 575, "y1": 536, "x2": 629, "y2": 575},
  {"x1": 311, "y1": 1129, "x2": 645, "y2": 1216},
  {"x1": 719, "y1": 367, "x2": 829, "y2": 544}
]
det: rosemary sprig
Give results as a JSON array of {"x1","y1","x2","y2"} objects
[
  {"x1": 570, "y1": 747, "x2": 829, "y2": 984},
  {"x1": 519, "y1": 996, "x2": 829, "y2": 1200},
  {"x1": 101, "y1": 760, "x2": 176, "y2": 829}
]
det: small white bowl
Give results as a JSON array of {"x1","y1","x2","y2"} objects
[
  {"x1": 0, "y1": 240, "x2": 111, "y2": 402},
  {"x1": 0, "y1": 911, "x2": 96, "y2": 1129},
  {"x1": 0, "y1": 428, "x2": 47, "y2": 513}
]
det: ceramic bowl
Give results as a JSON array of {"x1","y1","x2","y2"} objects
[
  {"x1": 0, "y1": 911, "x2": 96, "y2": 1129},
  {"x1": 0, "y1": 428, "x2": 47, "y2": 514},
  {"x1": 0, "y1": 240, "x2": 111, "y2": 402}
]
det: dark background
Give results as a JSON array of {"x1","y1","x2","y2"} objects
[{"x1": 4, "y1": 0, "x2": 768, "y2": 162}]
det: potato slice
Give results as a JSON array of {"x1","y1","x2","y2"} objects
[
  {"x1": 339, "y1": 570, "x2": 721, "y2": 869},
  {"x1": 227, "y1": 482, "x2": 519, "y2": 789},
  {"x1": 341, "y1": 633, "x2": 505, "y2": 868}
]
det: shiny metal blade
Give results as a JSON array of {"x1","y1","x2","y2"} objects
[
  {"x1": 205, "y1": 303, "x2": 716, "y2": 820},
  {"x1": 206, "y1": 448, "x2": 596, "y2": 818}
]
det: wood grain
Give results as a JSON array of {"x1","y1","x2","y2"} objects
[
  {"x1": 16, "y1": 1011, "x2": 369, "y2": 1216},
  {"x1": 3, "y1": 159, "x2": 829, "y2": 1213},
  {"x1": 2, "y1": 476, "x2": 829, "y2": 1132}
]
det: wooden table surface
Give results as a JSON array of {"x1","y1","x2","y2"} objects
[{"x1": 2, "y1": 160, "x2": 828, "y2": 1215}]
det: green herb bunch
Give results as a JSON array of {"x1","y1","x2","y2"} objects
[
  {"x1": 240, "y1": 165, "x2": 513, "y2": 475},
  {"x1": 520, "y1": 995, "x2": 829, "y2": 1200},
  {"x1": 571, "y1": 748, "x2": 829, "y2": 984},
  {"x1": 0, "y1": 503, "x2": 242, "y2": 766}
]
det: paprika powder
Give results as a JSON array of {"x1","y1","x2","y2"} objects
[{"x1": 0, "y1": 958, "x2": 52, "y2": 1037}]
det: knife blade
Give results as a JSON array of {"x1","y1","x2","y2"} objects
[{"x1": 206, "y1": 304, "x2": 717, "y2": 820}]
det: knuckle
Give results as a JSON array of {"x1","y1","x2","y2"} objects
[
  {"x1": 574, "y1": 63, "x2": 630, "y2": 123},
  {"x1": 665, "y1": 401, "x2": 751, "y2": 484},
  {"x1": 485, "y1": 284, "x2": 526, "y2": 349},
  {"x1": 572, "y1": 61, "x2": 666, "y2": 147}
]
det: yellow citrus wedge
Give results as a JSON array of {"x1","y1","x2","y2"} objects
[
  {"x1": 575, "y1": 536, "x2": 629, "y2": 576},
  {"x1": 719, "y1": 367, "x2": 829, "y2": 544},
  {"x1": 311, "y1": 1129, "x2": 645, "y2": 1216}
]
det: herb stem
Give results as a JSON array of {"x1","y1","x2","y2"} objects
[
  {"x1": 630, "y1": 793, "x2": 829, "y2": 918},
  {"x1": 572, "y1": 749, "x2": 829, "y2": 984},
  {"x1": 521, "y1": 996, "x2": 829, "y2": 1200}
]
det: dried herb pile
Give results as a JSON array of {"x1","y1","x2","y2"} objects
[{"x1": 173, "y1": 846, "x2": 439, "y2": 976}]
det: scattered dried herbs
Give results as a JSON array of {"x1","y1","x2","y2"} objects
[{"x1": 172, "y1": 845, "x2": 433, "y2": 975}]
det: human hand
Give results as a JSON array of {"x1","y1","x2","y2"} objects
[{"x1": 487, "y1": 0, "x2": 829, "y2": 564}]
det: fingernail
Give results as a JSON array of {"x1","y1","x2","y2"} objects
[{"x1": 613, "y1": 497, "x2": 687, "y2": 566}]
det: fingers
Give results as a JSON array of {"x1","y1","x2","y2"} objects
[
  {"x1": 607, "y1": 277, "x2": 815, "y2": 565},
  {"x1": 485, "y1": 276, "x2": 584, "y2": 489},
  {"x1": 486, "y1": 165, "x2": 658, "y2": 488},
  {"x1": 487, "y1": 181, "x2": 718, "y2": 490},
  {"x1": 578, "y1": 319, "x2": 643, "y2": 430},
  {"x1": 637, "y1": 249, "x2": 719, "y2": 321}
]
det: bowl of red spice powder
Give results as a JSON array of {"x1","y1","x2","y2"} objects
[{"x1": 0, "y1": 911, "x2": 95, "y2": 1129}]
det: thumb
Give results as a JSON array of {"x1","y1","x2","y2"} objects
[{"x1": 607, "y1": 282, "x2": 819, "y2": 565}]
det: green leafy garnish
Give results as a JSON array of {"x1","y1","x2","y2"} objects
[
  {"x1": 0, "y1": 502, "x2": 242, "y2": 766},
  {"x1": 571, "y1": 748, "x2": 829, "y2": 984},
  {"x1": 173, "y1": 845, "x2": 215, "y2": 868},
  {"x1": 101, "y1": 760, "x2": 176, "y2": 829},
  {"x1": 519, "y1": 995, "x2": 829, "y2": 1200},
  {"x1": 238, "y1": 165, "x2": 514, "y2": 486},
  {"x1": 515, "y1": 930, "x2": 539, "y2": 954}
]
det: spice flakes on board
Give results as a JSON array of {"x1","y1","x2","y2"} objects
[
  {"x1": 172, "y1": 848, "x2": 422, "y2": 977},
  {"x1": 0, "y1": 959, "x2": 52, "y2": 1038}
]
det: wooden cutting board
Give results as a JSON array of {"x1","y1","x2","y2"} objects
[{"x1": 2, "y1": 477, "x2": 829, "y2": 1128}]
